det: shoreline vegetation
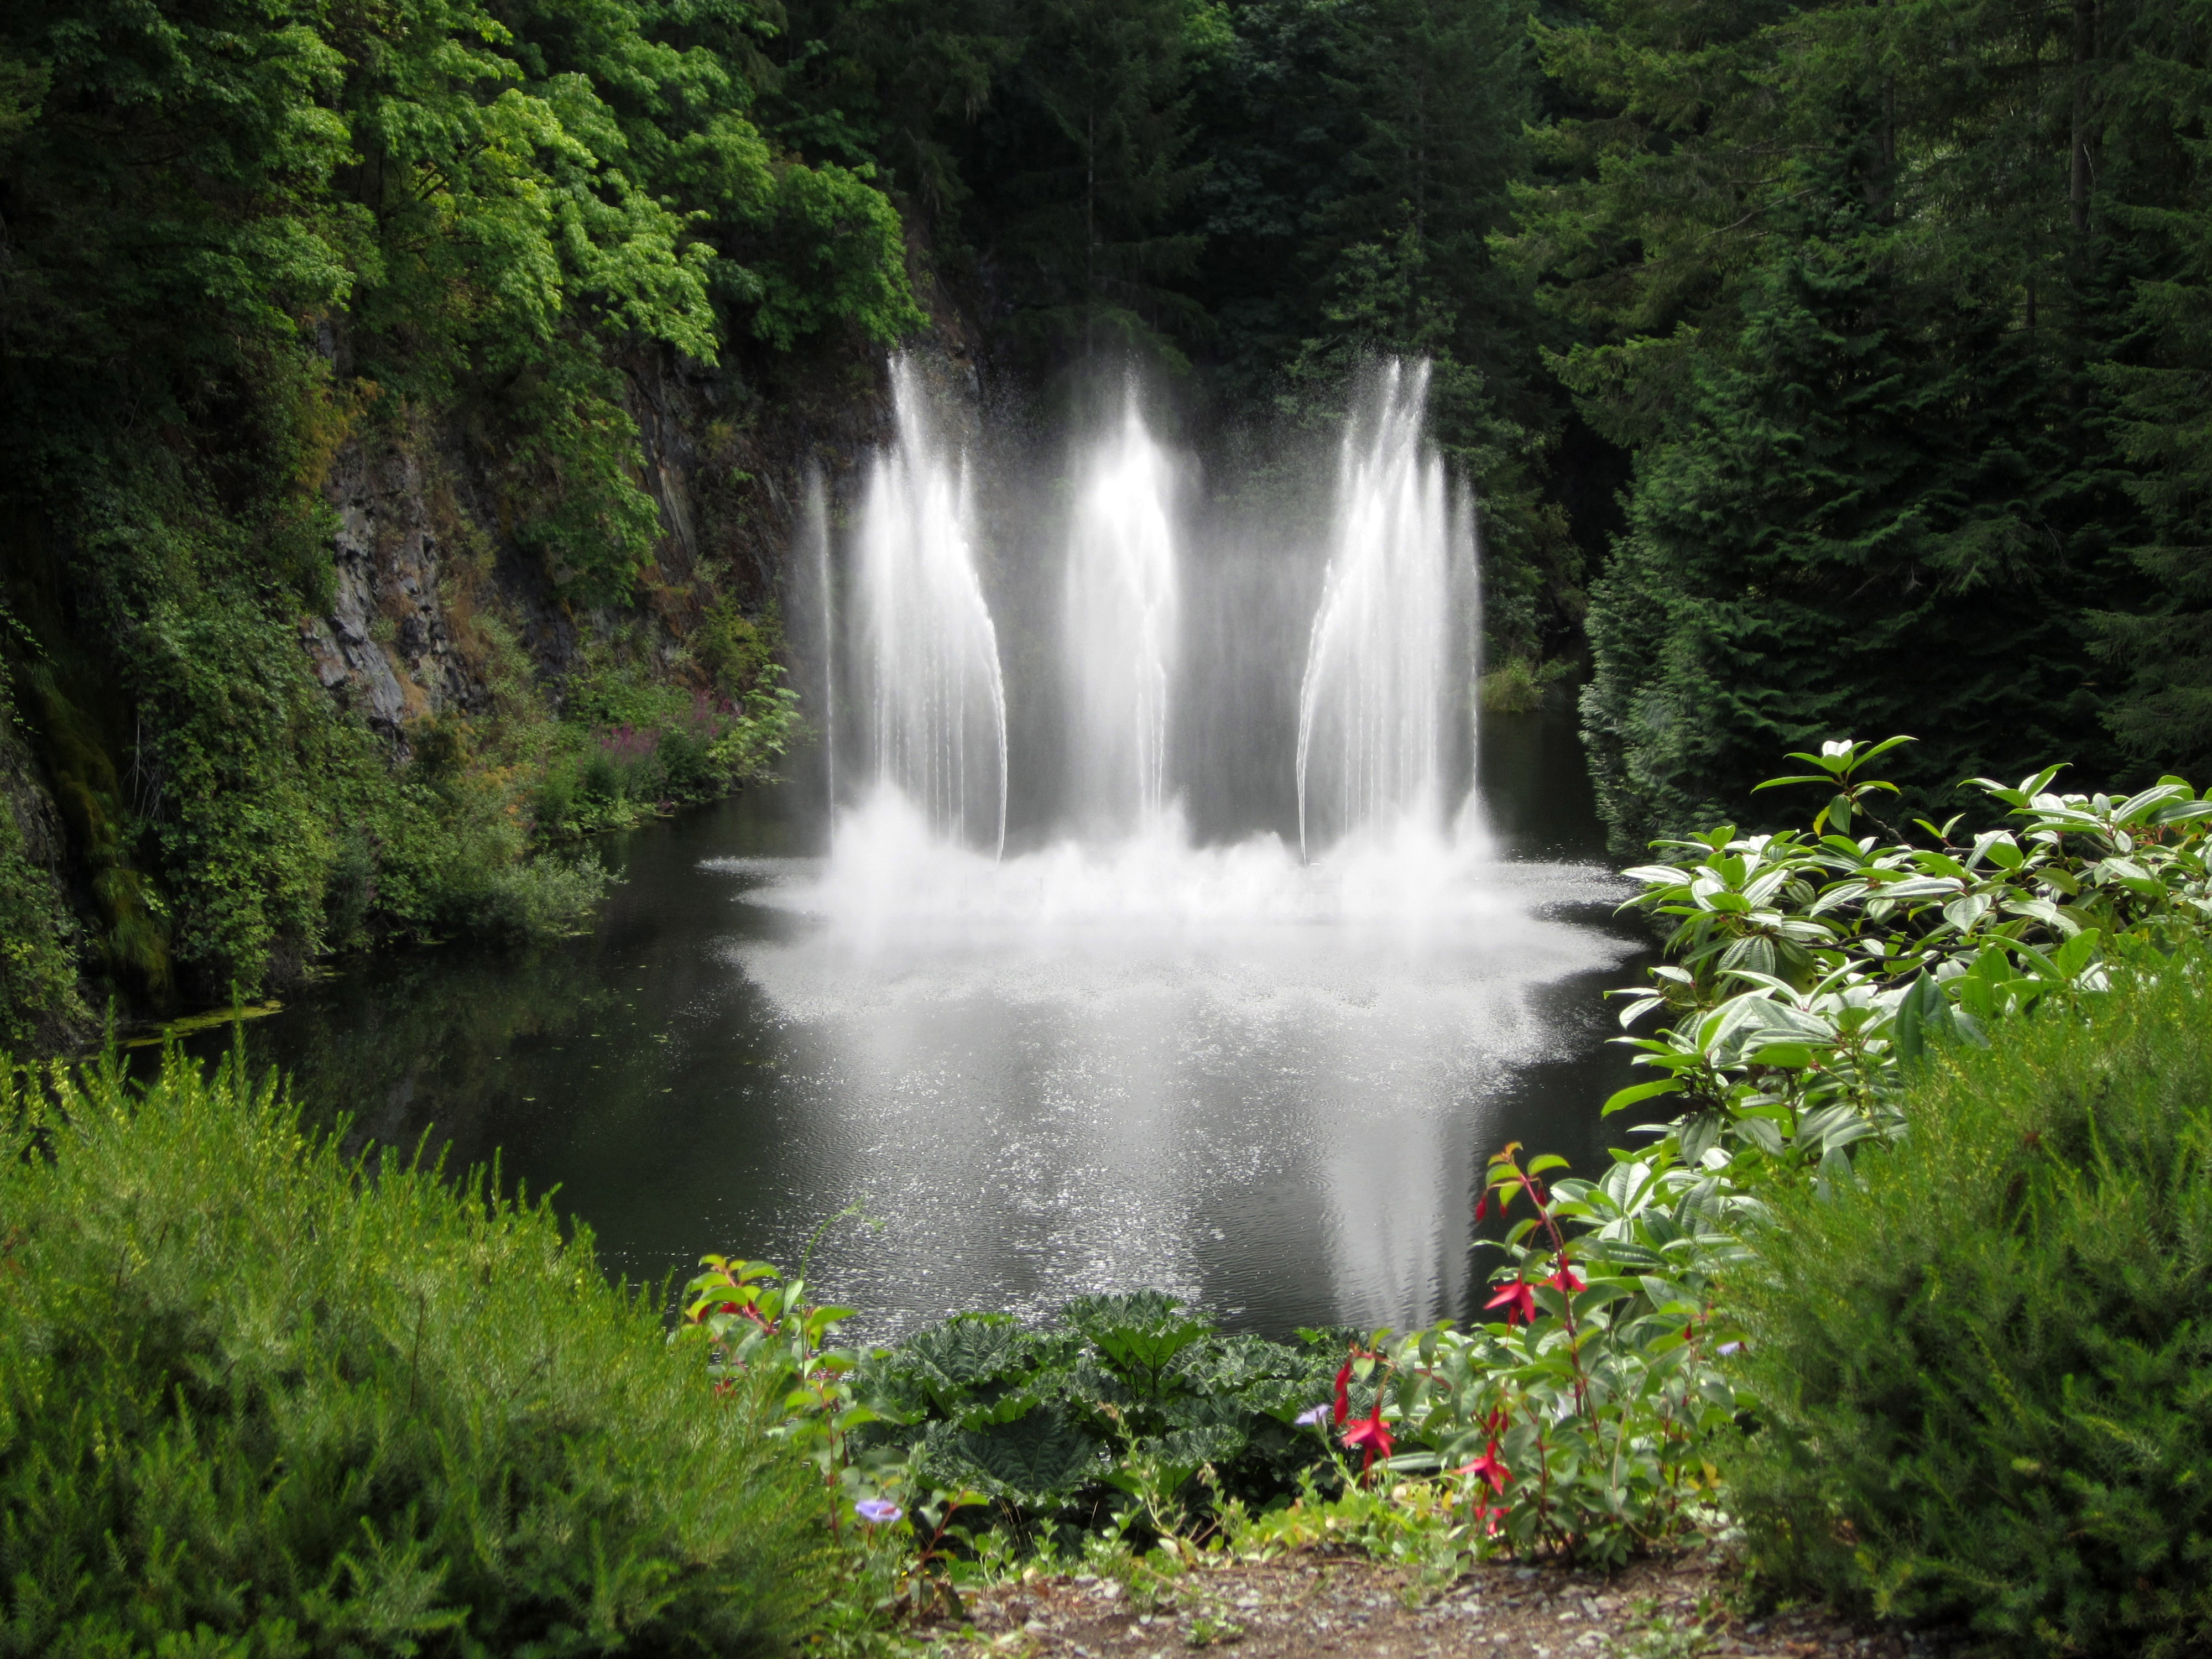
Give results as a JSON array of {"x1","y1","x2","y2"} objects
[{"x1": 7, "y1": 739, "x2": 2210, "y2": 1657}]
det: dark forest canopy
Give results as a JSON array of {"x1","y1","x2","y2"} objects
[{"x1": 2, "y1": 0, "x2": 2211, "y2": 1040}]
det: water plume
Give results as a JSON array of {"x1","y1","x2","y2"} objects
[
  {"x1": 853, "y1": 357, "x2": 1008, "y2": 855},
  {"x1": 1295, "y1": 361, "x2": 1472, "y2": 860},
  {"x1": 1064, "y1": 398, "x2": 1178, "y2": 834}
]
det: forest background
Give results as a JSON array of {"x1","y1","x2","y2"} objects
[{"x1": 2, "y1": 0, "x2": 2209, "y2": 1049}]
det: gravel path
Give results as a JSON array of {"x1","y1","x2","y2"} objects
[{"x1": 934, "y1": 1550, "x2": 1954, "y2": 1659}]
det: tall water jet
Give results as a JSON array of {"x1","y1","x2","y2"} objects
[
  {"x1": 854, "y1": 358, "x2": 1009, "y2": 854},
  {"x1": 1295, "y1": 360, "x2": 1470, "y2": 859},
  {"x1": 1065, "y1": 399, "x2": 1178, "y2": 834}
]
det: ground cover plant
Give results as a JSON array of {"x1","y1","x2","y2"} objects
[{"x1": 0, "y1": 1045, "x2": 828, "y2": 1657}]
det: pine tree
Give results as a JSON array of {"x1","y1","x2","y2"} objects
[{"x1": 1583, "y1": 205, "x2": 2126, "y2": 848}]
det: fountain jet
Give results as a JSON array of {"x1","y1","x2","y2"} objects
[
  {"x1": 1065, "y1": 399, "x2": 1178, "y2": 834},
  {"x1": 1295, "y1": 361, "x2": 1470, "y2": 860},
  {"x1": 853, "y1": 357, "x2": 1009, "y2": 855}
]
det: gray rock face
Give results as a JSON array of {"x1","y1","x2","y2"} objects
[
  {"x1": 301, "y1": 445, "x2": 480, "y2": 744},
  {"x1": 289, "y1": 338, "x2": 921, "y2": 750}
]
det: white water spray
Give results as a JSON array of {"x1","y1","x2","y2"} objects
[
  {"x1": 1295, "y1": 361, "x2": 1468, "y2": 860},
  {"x1": 853, "y1": 358, "x2": 1009, "y2": 855},
  {"x1": 1065, "y1": 399, "x2": 1178, "y2": 834}
]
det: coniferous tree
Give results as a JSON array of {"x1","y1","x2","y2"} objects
[
  {"x1": 1516, "y1": 0, "x2": 2169, "y2": 844},
  {"x1": 1584, "y1": 207, "x2": 2117, "y2": 847},
  {"x1": 2090, "y1": 3, "x2": 2212, "y2": 776}
]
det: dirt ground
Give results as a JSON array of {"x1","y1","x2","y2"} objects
[{"x1": 937, "y1": 1550, "x2": 1954, "y2": 1659}]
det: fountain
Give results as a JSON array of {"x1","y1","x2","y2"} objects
[
  {"x1": 1064, "y1": 398, "x2": 1180, "y2": 836},
  {"x1": 850, "y1": 358, "x2": 1009, "y2": 855},
  {"x1": 723, "y1": 354, "x2": 1618, "y2": 1334},
  {"x1": 1295, "y1": 361, "x2": 1473, "y2": 860}
]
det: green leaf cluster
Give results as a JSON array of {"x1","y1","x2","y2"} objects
[{"x1": 864, "y1": 1292, "x2": 1336, "y2": 1532}]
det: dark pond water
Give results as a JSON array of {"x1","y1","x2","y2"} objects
[{"x1": 195, "y1": 697, "x2": 1656, "y2": 1339}]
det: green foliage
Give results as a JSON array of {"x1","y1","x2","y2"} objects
[
  {"x1": 1425, "y1": 736, "x2": 2212, "y2": 1571},
  {"x1": 1724, "y1": 958, "x2": 2212, "y2": 1659},
  {"x1": 0, "y1": 667, "x2": 86, "y2": 1047},
  {"x1": 1369, "y1": 1146, "x2": 1745, "y2": 1567},
  {"x1": 0, "y1": 0, "x2": 916, "y2": 1031},
  {"x1": 2090, "y1": 6, "x2": 2212, "y2": 776},
  {"x1": 869, "y1": 1292, "x2": 1334, "y2": 1534},
  {"x1": 535, "y1": 622, "x2": 801, "y2": 838},
  {"x1": 1514, "y1": 0, "x2": 2196, "y2": 839},
  {"x1": 1579, "y1": 218, "x2": 2135, "y2": 852},
  {"x1": 0, "y1": 1042, "x2": 831, "y2": 1656}
]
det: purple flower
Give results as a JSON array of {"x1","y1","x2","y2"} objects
[
  {"x1": 854, "y1": 1499, "x2": 904, "y2": 1526},
  {"x1": 1295, "y1": 1405, "x2": 1330, "y2": 1426},
  {"x1": 1717, "y1": 1341, "x2": 1744, "y2": 1357}
]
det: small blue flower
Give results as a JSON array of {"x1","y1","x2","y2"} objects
[
  {"x1": 854, "y1": 1498, "x2": 904, "y2": 1525},
  {"x1": 1295, "y1": 1405, "x2": 1330, "y2": 1426},
  {"x1": 1717, "y1": 1341, "x2": 1743, "y2": 1357}
]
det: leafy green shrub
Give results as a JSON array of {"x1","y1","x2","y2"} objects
[
  {"x1": 1725, "y1": 961, "x2": 2212, "y2": 1658},
  {"x1": 452, "y1": 852, "x2": 613, "y2": 942},
  {"x1": 681, "y1": 1264, "x2": 1339, "y2": 1549},
  {"x1": 0, "y1": 1046, "x2": 829, "y2": 1657}
]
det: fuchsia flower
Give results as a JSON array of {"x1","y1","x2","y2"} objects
[
  {"x1": 1340, "y1": 1397, "x2": 1394, "y2": 1470},
  {"x1": 1485, "y1": 1280, "x2": 1537, "y2": 1326},
  {"x1": 1454, "y1": 1440, "x2": 1512, "y2": 1495},
  {"x1": 1545, "y1": 1259, "x2": 1587, "y2": 1295},
  {"x1": 1332, "y1": 1358, "x2": 1354, "y2": 1425}
]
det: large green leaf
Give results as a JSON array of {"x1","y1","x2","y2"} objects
[{"x1": 914, "y1": 1412, "x2": 1105, "y2": 1509}]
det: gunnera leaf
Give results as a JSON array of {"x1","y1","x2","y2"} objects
[
  {"x1": 894, "y1": 1312, "x2": 1040, "y2": 1407},
  {"x1": 1061, "y1": 1291, "x2": 1213, "y2": 1389},
  {"x1": 914, "y1": 1411, "x2": 1106, "y2": 1509}
]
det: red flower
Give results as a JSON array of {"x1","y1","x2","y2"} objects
[
  {"x1": 1332, "y1": 1358, "x2": 1353, "y2": 1426},
  {"x1": 1341, "y1": 1397, "x2": 1394, "y2": 1470},
  {"x1": 1474, "y1": 1193, "x2": 1488, "y2": 1222},
  {"x1": 1545, "y1": 1259, "x2": 1587, "y2": 1295},
  {"x1": 719, "y1": 1301, "x2": 742, "y2": 1314},
  {"x1": 1485, "y1": 1280, "x2": 1537, "y2": 1325},
  {"x1": 1453, "y1": 1439, "x2": 1512, "y2": 1495}
]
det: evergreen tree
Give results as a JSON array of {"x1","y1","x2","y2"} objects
[
  {"x1": 958, "y1": 0, "x2": 1213, "y2": 371},
  {"x1": 2090, "y1": 1, "x2": 2212, "y2": 776},
  {"x1": 1584, "y1": 211, "x2": 2119, "y2": 848},
  {"x1": 1515, "y1": 0, "x2": 2171, "y2": 844}
]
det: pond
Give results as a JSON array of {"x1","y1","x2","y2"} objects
[{"x1": 203, "y1": 694, "x2": 1656, "y2": 1342}]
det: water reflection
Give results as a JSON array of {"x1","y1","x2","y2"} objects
[{"x1": 192, "y1": 702, "x2": 1657, "y2": 1339}]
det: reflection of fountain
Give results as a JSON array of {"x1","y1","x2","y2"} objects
[
  {"x1": 852, "y1": 357, "x2": 1009, "y2": 855},
  {"x1": 1295, "y1": 361, "x2": 1472, "y2": 860},
  {"x1": 1065, "y1": 399, "x2": 1178, "y2": 834}
]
